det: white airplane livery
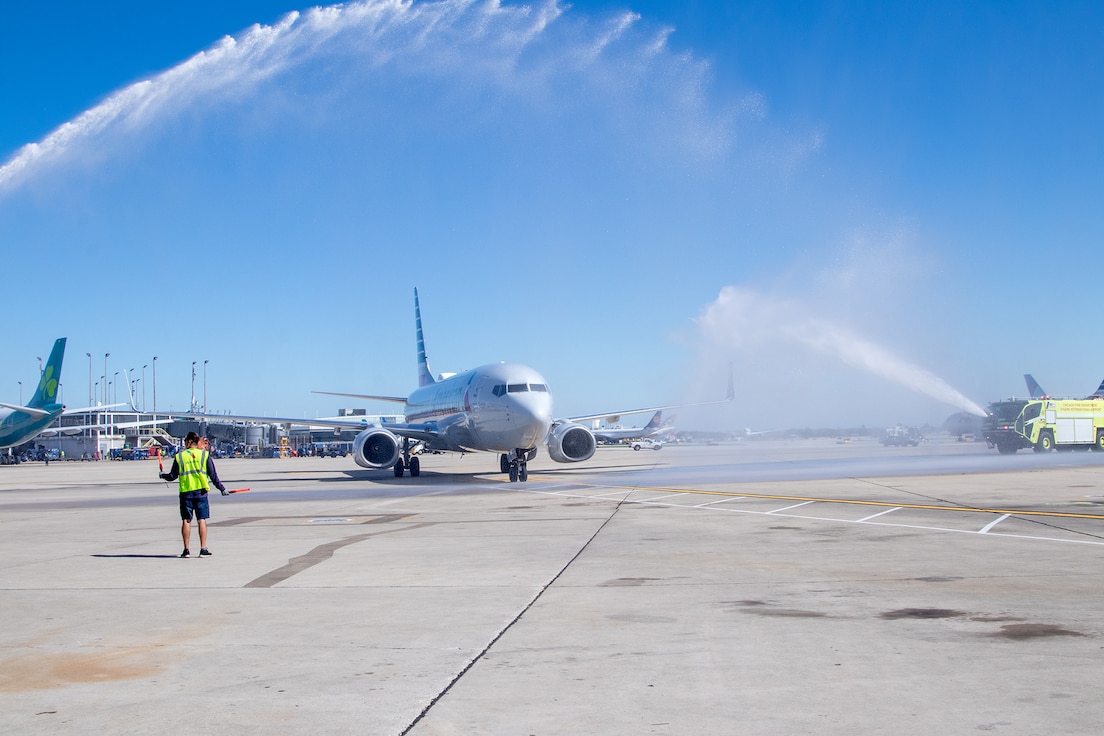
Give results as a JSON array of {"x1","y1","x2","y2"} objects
[{"x1": 178, "y1": 289, "x2": 729, "y2": 481}]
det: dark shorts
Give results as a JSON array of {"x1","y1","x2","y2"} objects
[{"x1": 179, "y1": 493, "x2": 210, "y2": 521}]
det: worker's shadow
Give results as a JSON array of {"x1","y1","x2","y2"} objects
[{"x1": 91, "y1": 554, "x2": 181, "y2": 559}]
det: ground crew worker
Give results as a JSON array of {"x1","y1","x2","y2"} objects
[{"x1": 160, "y1": 431, "x2": 227, "y2": 558}]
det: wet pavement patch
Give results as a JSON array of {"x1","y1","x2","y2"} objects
[
  {"x1": 881, "y1": 608, "x2": 966, "y2": 620},
  {"x1": 989, "y1": 623, "x2": 1084, "y2": 640},
  {"x1": 601, "y1": 577, "x2": 662, "y2": 586},
  {"x1": 745, "y1": 608, "x2": 828, "y2": 618}
]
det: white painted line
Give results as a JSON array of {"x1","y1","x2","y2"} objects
[
  {"x1": 768, "y1": 501, "x2": 816, "y2": 514},
  {"x1": 517, "y1": 488, "x2": 1104, "y2": 546},
  {"x1": 634, "y1": 493, "x2": 686, "y2": 503},
  {"x1": 694, "y1": 498, "x2": 739, "y2": 508},
  {"x1": 979, "y1": 514, "x2": 1011, "y2": 534},
  {"x1": 857, "y1": 507, "x2": 902, "y2": 522}
]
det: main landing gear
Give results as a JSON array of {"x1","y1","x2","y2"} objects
[
  {"x1": 393, "y1": 438, "x2": 421, "y2": 478},
  {"x1": 500, "y1": 449, "x2": 537, "y2": 483}
]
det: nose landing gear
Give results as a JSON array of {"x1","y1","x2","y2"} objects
[
  {"x1": 501, "y1": 448, "x2": 536, "y2": 482},
  {"x1": 393, "y1": 438, "x2": 421, "y2": 477}
]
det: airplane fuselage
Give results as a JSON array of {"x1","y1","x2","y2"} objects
[
  {"x1": 406, "y1": 362, "x2": 553, "y2": 453},
  {"x1": 0, "y1": 404, "x2": 64, "y2": 450}
]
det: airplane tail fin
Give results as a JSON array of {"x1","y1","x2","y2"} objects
[
  {"x1": 644, "y1": 411, "x2": 663, "y2": 430},
  {"x1": 1091, "y1": 378, "x2": 1104, "y2": 399},
  {"x1": 29, "y1": 338, "x2": 66, "y2": 408},
  {"x1": 1024, "y1": 374, "x2": 1047, "y2": 399},
  {"x1": 414, "y1": 287, "x2": 435, "y2": 387}
]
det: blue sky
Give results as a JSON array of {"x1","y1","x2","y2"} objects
[{"x1": 2, "y1": 0, "x2": 1102, "y2": 430}]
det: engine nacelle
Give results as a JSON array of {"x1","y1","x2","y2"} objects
[
  {"x1": 546, "y1": 421, "x2": 597, "y2": 464},
  {"x1": 353, "y1": 427, "x2": 401, "y2": 469}
]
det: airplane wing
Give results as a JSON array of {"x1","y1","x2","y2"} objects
[
  {"x1": 62, "y1": 403, "x2": 129, "y2": 414},
  {"x1": 170, "y1": 412, "x2": 463, "y2": 452},
  {"x1": 311, "y1": 391, "x2": 408, "y2": 404},
  {"x1": 168, "y1": 411, "x2": 381, "y2": 430}
]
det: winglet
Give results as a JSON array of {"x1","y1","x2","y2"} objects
[
  {"x1": 29, "y1": 338, "x2": 66, "y2": 408},
  {"x1": 415, "y1": 287, "x2": 435, "y2": 387}
]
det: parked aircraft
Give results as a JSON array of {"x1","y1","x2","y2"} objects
[
  {"x1": 592, "y1": 411, "x2": 668, "y2": 444},
  {"x1": 1024, "y1": 374, "x2": 1048, "y2": 399},
  {"x1": 1, "y1": 338, "x2": 67, "y2": 460},
  {"x1": 175, "y1": 289, "x2": 731, "y2": 481},
  {"x1": 1023, "y1": 374, "x2": 1104, "y2": 400}
]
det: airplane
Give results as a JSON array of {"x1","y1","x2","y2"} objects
[
  {"x1": 1024, "y1": 374, "x2": 1048, "y2": 399},
  {"x1": 591, "y1": 411, "x2": 668, "y2": 444},
  {"x1": 1, "y1": 338, "x2": 67, "y2": 462},
  {"x1": 174, "y1": 289, "x2": 732, "y2": 481},
  {"x1": 1023, "y1": 374, "x2": 1104, "y2": 400},
  {"x1": 1, "y1": 339, "x2": 174, "y2": 464}
]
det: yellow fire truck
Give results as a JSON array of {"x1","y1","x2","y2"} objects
[{"x1": 983, "y1": 398, "x2": 1104, "y2": 454}]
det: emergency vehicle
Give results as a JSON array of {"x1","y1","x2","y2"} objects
[{"x1": 983, "y1": 398, "x2": 1104, "y2": 454}]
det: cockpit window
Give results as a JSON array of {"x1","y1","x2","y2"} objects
[{"x1": 495, "y1": 382, "x2": 548, "y2": 395}]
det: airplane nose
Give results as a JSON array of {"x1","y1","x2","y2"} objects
[{"x1": 510, "y1": 395, "x2": 553, "y2": 447}]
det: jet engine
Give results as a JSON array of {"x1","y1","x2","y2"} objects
[
  {"x1": 546, "y1": 421, "x2": 597, "y2": 463},
  {"x1": 352, "y1": 427, "x2": 401, "y2": 469}
]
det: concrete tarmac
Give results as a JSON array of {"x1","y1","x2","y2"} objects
[{"x1": 2, "y1": 438, "x2": 1103, "y2": 734}]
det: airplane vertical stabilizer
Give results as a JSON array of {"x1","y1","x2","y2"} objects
[
  {"x1": 29, "y1": 338, "x2": 65, "y2": 408},
  {"x1": 1024, "y1": 374, "x2": 1047, "y2": 399},
  {"x1": 414, "y1": 288, "x2": 435, "y2": 387},
  {"x1": 1091, "y1": 379, "x2": 1104, "y2": 399}
]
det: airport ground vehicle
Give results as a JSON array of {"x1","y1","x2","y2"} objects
[
  {"x1": 983, "y1": 399, "x2": 1104, "y2": 454},
  {"x1": 631, "y1": 438, "x2": 663, "y2": 451},
  {"x1": 881, "y1": 426, "x2": 922, "y2": 446}
]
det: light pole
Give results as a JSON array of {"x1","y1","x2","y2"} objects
[
  {"x1": 103, "y1": 354, "x2": 110, "y2": 405},
  {"x1": 113, "y1": 371, "x2": 119, "y2": 405},
  {"x1": 142, "y1": 364, "x2": 147, "y2": 412},
  {"x1": 18, "y1": 381, "x2": 22, "y2": 404},
  {"x1": 37, "y1": 356, "x2": 43, "y2": 375},
  {"x1": 86, "y1": 353, "x2": 92, "y2": 406},
  {"x1": 203, "y1": 360, "x2": 209, "y2": 414},
  {"x1": 191, "y1": 361, "x2": 197, "y2": 412},
  {"x1": 152, "y1": 356, "x2": 158, "y2": 426}
]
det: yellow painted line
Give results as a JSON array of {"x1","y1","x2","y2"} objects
[{"x1": 568, "y1": 483, "x2": 1104, "y2": 521}]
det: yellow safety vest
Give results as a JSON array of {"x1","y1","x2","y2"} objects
[{"x1": 177, "y1": 448, "x2": 210, "y2": 494}]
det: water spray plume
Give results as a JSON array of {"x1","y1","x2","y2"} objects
[
  {"x1": 0, "y1": 0, "x2": 728, "y2": 196},
  {"x1": 699, "y1": 286, "x2": 988, "y2": 417}
]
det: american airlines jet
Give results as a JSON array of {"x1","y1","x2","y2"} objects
[{"x1": 177, "y1": 289, "x2": 730, "y2": 481}]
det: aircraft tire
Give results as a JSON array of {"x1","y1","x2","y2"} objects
[
  {"x1": 394, "y1": 459, "x2": 405, "y2": 477},
  {"x1": 519, "y1": 464, "x2": 528, "y2": 482},
  {"x1": 509, "y1": 464, "x2": 519, "y2": 482},
  {"x1": 500, "y1": 454, "x2": 510, "y2": 473},
  {"x1": 409, "y1": 457, "x2": 421, "y2": 477}
]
